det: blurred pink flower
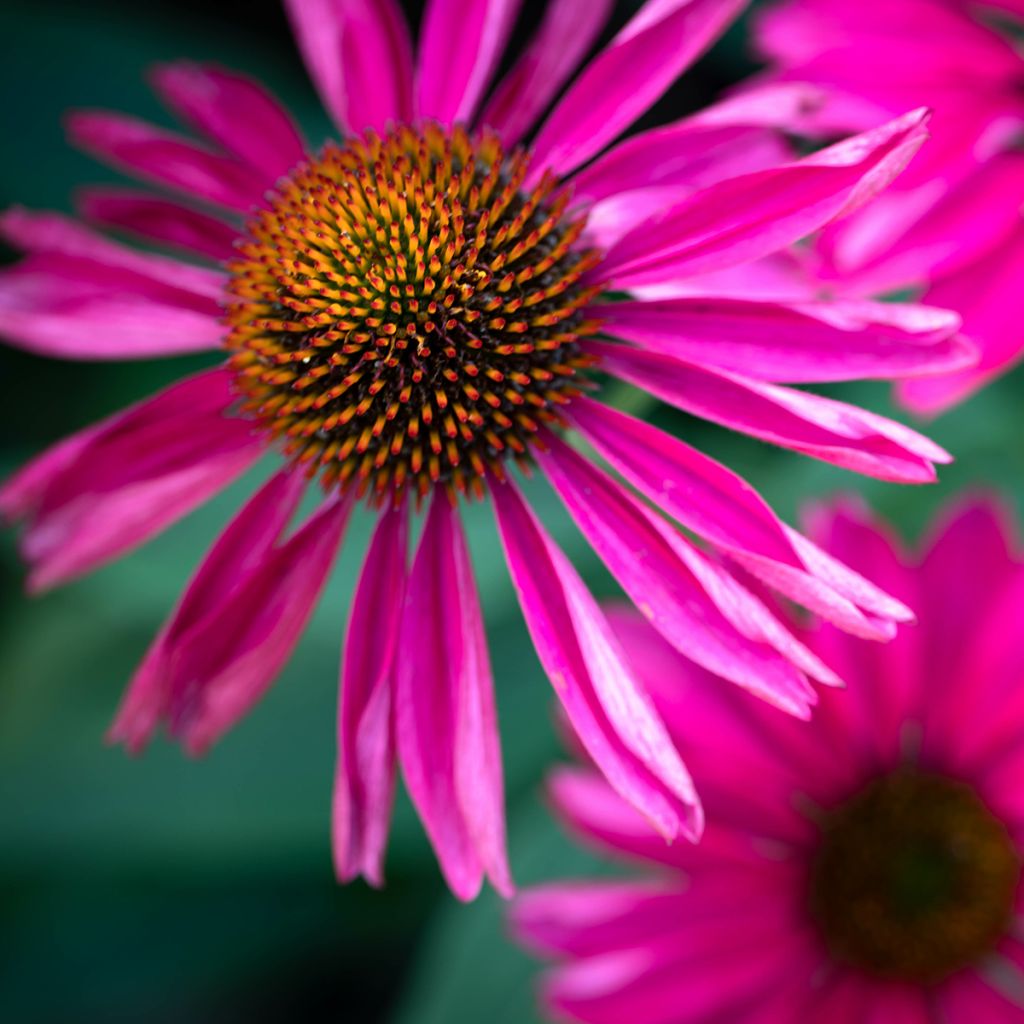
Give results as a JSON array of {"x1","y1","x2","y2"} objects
[
  {"x1": 517, "y1": 496, "x2": 1024, "y2": 1021},
  {"x1": 751, "y1": 0, "x2": 1024, "y2": 413},
  {"x1": 0, "y1": 0, "x2": 970, "y2": 898}
]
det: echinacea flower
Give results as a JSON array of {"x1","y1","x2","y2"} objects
[
  {"x1": 0, "y1": 0, "x2": 973, "y2": 899},
  {"x1": 750, "y1": 0, "x2": 1024, "y2": 413},
  {"x1": 516, "y1": 496, "x2": 1024, "y2": 1021}
]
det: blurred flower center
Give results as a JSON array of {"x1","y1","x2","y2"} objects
[
  {"x1": 809, "y1": 769, "x2": 1020, "y2": 983},
  {"x1": 224, "y1": 122, "x2": 601, "y2": 505}
]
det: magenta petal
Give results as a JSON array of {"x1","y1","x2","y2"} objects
[
  {"x1": 599, "y1": 108, "x2": 930, "y2": 286},
  {"x1": 529, "y1": 0, "x2": 748, "y2": 180},
  {"x1": 334, "y1": 503, "x2": 407, "y2": 888},
  {"x1": 594, "y1": 342, "x2": 950, "y2": 482},
  {"x1": 1, "y1": 369, "x2": 261, "y2": 590},
  {"x1": 109, "y1": 469, "x2": 307, "y2": 752},
  {"x1": 77, "y1": 188, "x2": 239, "y2": 262},
  {"x1": 538, "y1": 436, "x2": 818, "y2": 715},
  {"x1": 594, "y1": 296, "x2": 972, "y2": 383},
  {"x1": 66, "y1": 111, "x2": 268, "y2": 212},
  {"x1": 491, "y1": 477, "x2": 701, "y2": 842},
  {"x1": 150, "y1": 62, "x2": 306, "y2": 181},
  {"x1": 284, "y1": 0, "x2": 414, "y2": 134},
  {"x1": 479, "y1": 0, "x2": 613, "y2": 146},
  {"x1": 396, "y1": 493, "x2": 512, "y2": 900},
  {"x1": 417, "y1": 0, "x2": 520, "y2": 126},
  {"x1": 167, "y1": 496, "x2": 354, "y2": 755}
]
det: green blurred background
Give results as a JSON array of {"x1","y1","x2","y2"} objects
[{"x1": 1, "y1": 2, "x2": 1021, "y2": 1021}]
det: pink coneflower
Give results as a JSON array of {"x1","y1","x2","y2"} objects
[
  {"x1": 0, "y1": 0, "x2": 972, "y2": 899},
  {"x1": 750, "y1": 0, "x2": 1024, "y2": 413},
  {"x1": 517, "y1": 496, "x2": 1024, "y2": 1021}
]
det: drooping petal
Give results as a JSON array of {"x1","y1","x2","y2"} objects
[
  {"x1": 479, "y1": 0, "x2": 613, "y2": 146},
  {"x1": 0, "y1": 369, "x2": 261, "y2": 591},
  {"x1": 284, "y1": 0, "x2": 414, "y2": 134},
  {"x1": 333, "y1": 503, "x2": 407, "y2": 888},
  {"x1": 396, "y1": 492, "x2": 512, "y2": 900},
  {"x1": 598, "y1": 109, "x2": 930, "y2": 287},
  {"x1": 109, "y1": 468, "x2": 307, "y2": 752},
  {"x1": 593, "y1": 341, "x2": 950, "y2": 482},
  {"x1": 491, "y1": 477, "x2": 701, "y2": 842},
  {"x1": 66, "y1": 111, "x2": 269, "y2": 212},
  {"x1": 568, "y1": 397, "x2": 912, "y2": 637},
  {"x1": 529, "y1": 0, "x2": 749, "y2": 180},
  {"x1": 77, "y1": 188, "x2": 240, "y2": 262},
  {"x1": 165, "y1": 495, "x2": 354, "y2": 755},
  {"x1": 416, "y1": 0, "x2": 521, "y2": 126},
  {"x1": 150, "y1": 62, "x2": 306, "y2": 180},
  {"x1": 537, "y1": 435, "x2": 820, "y2": 715},
  {"x1": 593, "y1": 295, "x2": 972, "y2": 383}
]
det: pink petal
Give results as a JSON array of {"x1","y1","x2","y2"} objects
[
  {"x1": 599, "y1": 108, "x2": 930, "y2": 286},
  {"x1": 1, "y1": 369, "x2": 261, "y2": 591},
  {"x1": 334, "y1": 503, "x2": 407, "y2": 888},
  {"x1": 594, "y1": 341, "x2": 950, "y2": 482},
  {"x1": 109, "y1": 468, "x2": 307, "y2": 752},
  {"x1": 66, "y1": 111, "x2": 269, "y2": 212},
  {"x1": 396, "y1": 493, "x2": 512, "y2": 900},
  {"x1": 77, "y1": 188, "x2": 239, "y2": 262},
  {"x1": 568, "y1": 397, "x2": 912, "y2": 637},
  {"x1": 491, "y1": 477, "x2": 701, "y2": 842},
  {"x1": 416, "y1": 0, "x2": 520, "y2": 126},
  {"x1": 594, "y1": 295, "x2": 972, "y2": 383},
  {"x1": 284, "y1": 0, "x2": 414, "y2": 134},
  {"x1": 150, "y1": 62, "x2": 306, "y2": 180},
  {"x1": 529, "y1": 0, "x2": 748, "y2": 180},
  {"x1": 479, "y1": 0, "x2": 613, "y2": 146},
  {"x1": 538, "y1": 435, "x2": 819, "y2": 715},
  {"x1": 166, "y1": 496, "x2": 354, "y2": 754}
]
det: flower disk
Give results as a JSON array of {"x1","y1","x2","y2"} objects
[
  {"x1": 225, "y1": 123, "x2": 602, "y2": 504},
  {"x1": 810, "y1": 770, "x2": 1020, "y2": 983}
]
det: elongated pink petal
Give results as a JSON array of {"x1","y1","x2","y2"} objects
[
  {"x1": 417, "y1": 0, "x2": 520, "y2": 126},
  {"x1": 77, "y1": 188, "x2": 239, "y2": 262},
  {"x1": 479, "y1": 0, "x2": 613, "y2": 145},
  {"x1": 538, "y1": 436, "x2": 818, "y2": 715},
  {"x1": 1, "y1": 369, "x2": 261, "y2": 590},
  {"x1": 284, "y1": 0, "x2": 414, "y2": 134},
  {"x1": 150, "y1": 62, "x2": 306, "y2": 180},
  {"x1": 529, "y1": 0, "x2": 748, "y2": 180},
  {"x1": 334, "y1": 504, "x2": 407, "y2": 888},
  {"x1": 0, "y1": 208, "x2": 225, "y2": 300},
  {"x1": 167, "y1": 496, "x2": 354, "y2": 755},
  {"x1": 599, "y1": 109, "x2": 930, "y2": 286},
  {"x1": 568, "y1": 397, "x2": 910, "y2": 637},
  {"x1": 594, "y1": 342, "x2": 950, "y2": 482},
  {"x1": 491, "y1": 478, "x2": 701, "y2": 842},
  {"x1": 66, "y1": 111, "x2": 268, "y2": 212},
  {"x1": 109, "y1": 469, "x2": 307, "y2": 752},
  {"x1": 396, "y1": 493, "x2": 512, "y2": 900},
  {"x1": 594, "y1": 296, "x2": 972, "y2": 382}
]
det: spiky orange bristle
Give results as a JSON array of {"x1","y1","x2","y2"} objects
[{"x1": 225, "y1": 122, "x2": 602, "y2": 505}]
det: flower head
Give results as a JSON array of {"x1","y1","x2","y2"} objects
[
  {"x1": 0, "y1": 0, "x2": 971, "y2": 899},
  {"x1": 750, "y1": 0, "x2": 1024, "y2": 413},
  {"x1": 516, "y1": 497, "x2": 1024, "y2": 1020}
]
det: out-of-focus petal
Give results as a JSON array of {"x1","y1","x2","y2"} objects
[
  {"x1": 491, "y1": 478, "x2": 701, "y2": 842},
  {"x1": 594, "y1": 296, "x2": 972, "y2": 383},
  {"x1": 416, "y1": 0, "x2": 521, "y2": 126},
  {"x1": 480, "y1": 0, "x2": 612, "y2": 146},
  {"x1": 66, "y1": 111, "x2": 268, "y2": 212},
  {"x1": 529, "y1": 0, "x2": 749, "y2": 180},
  {"x1": 396, "y1": 492, "x2": 512, "y2": 900},
  {"x1": 284, "y1": 0, "x2": 414, "y2": 135},
  {"x1": 150, "y1": 62, "x2": 306, "y2": 180},
  {"x1": 334, "y1": 503, "x2": 407, "y2": 888}
]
